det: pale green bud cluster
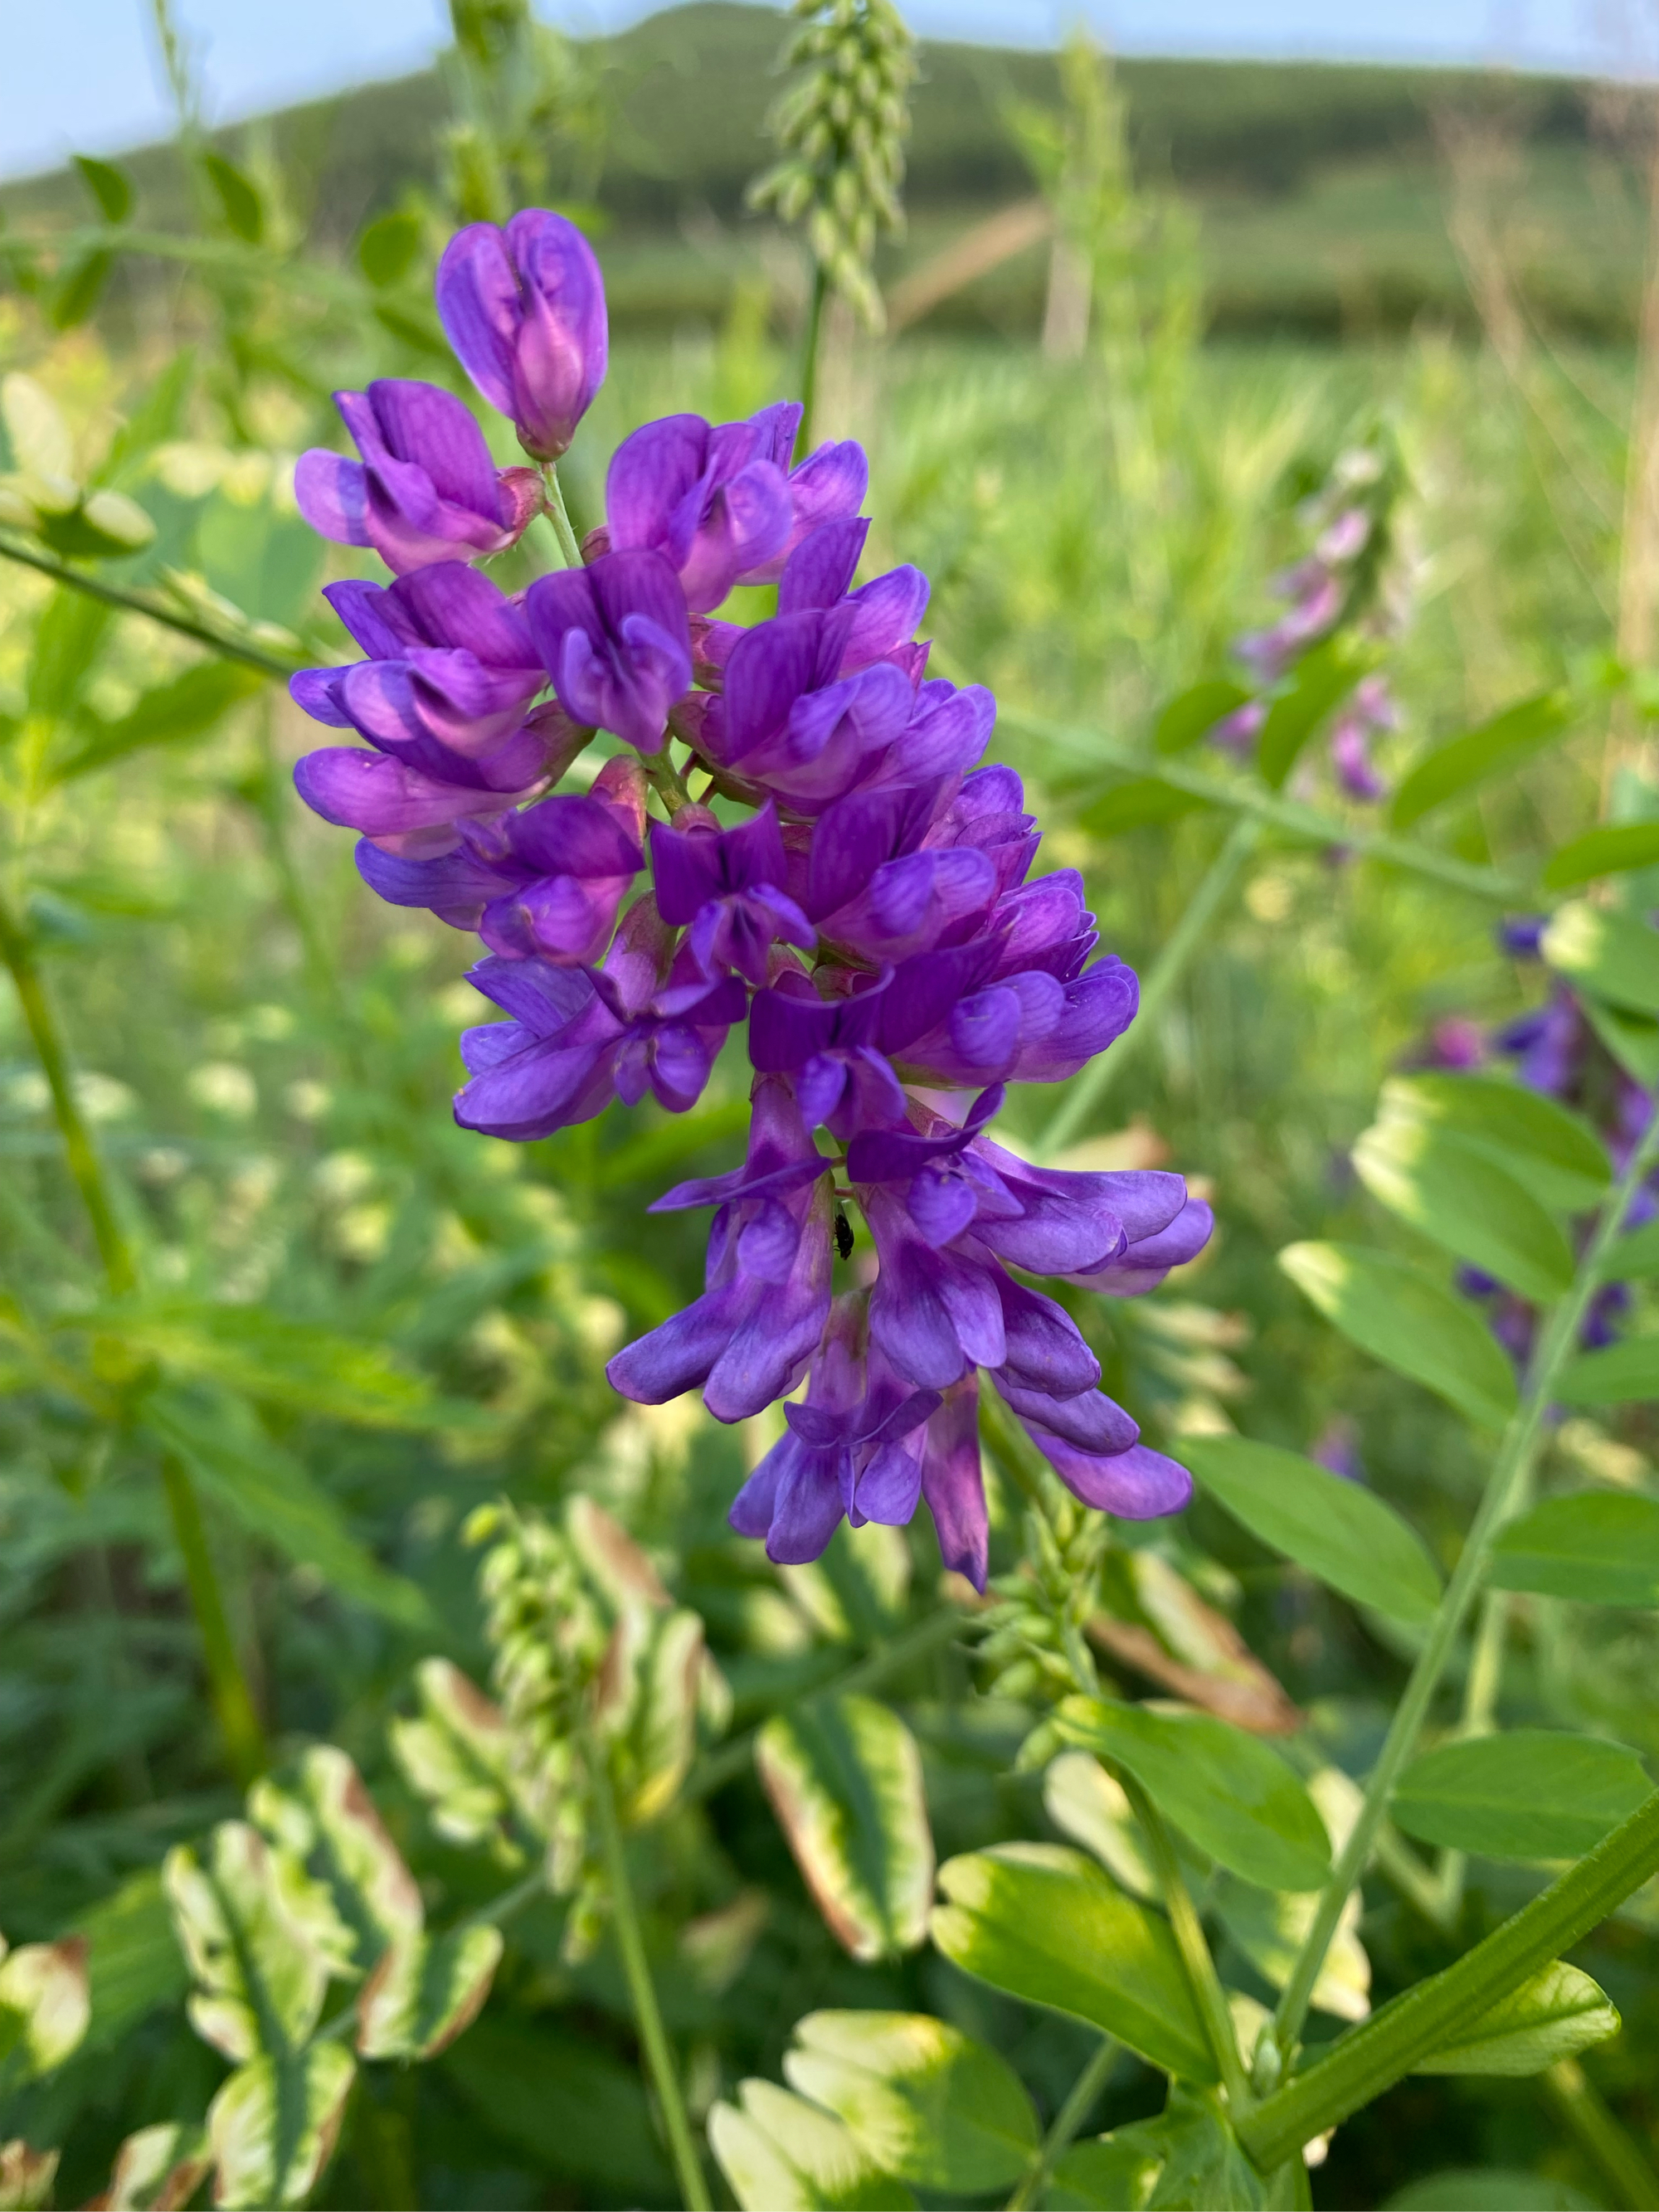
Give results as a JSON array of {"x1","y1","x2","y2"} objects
[
  {"x1": 748, "y1": 0, "x2": 917, "y2": 329},
  {"x1": 978, "y1": 1482, "x2": 1108, "y2": 1721}
]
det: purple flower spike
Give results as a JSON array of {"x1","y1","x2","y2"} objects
[
  {"x1": 525, "y1": 548, "x2": 692, "y2": 752},
  {"x1": 606, "y1": 411, "x2": 795, "y2": 612},
  {"x1": 294, "y1": 381, "x2": 542, "y2": 575},
  {"x1": 436, "y1": 209, "x2": 607, "y2": 461},
  {"x1": 608, "y1": 1077, "x2": 834, "y2": 1422},
  {"x1": 649, "y1": 802, "x2": 815, "y2": 985}
]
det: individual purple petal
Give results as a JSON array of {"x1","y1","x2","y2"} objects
[
  {"x1": 917, "y1": 1378, "x2": 989, "y2": 1591},
  {"x1": 437, "y1": 210, "x2": 608, "y2": 460},
  {"x1": 526, "y1": 548, "x2": 692, "y2": 752},
  {"x1": 1068, "y1": 1198, "x2": 1214, "y2": 1295},
  {"x1": 294, "y1": 450, "x2": 371, "y2": 546},
  {"x1": 1029, "y1": 1433, "x2": 1194, "y2": 1519}
]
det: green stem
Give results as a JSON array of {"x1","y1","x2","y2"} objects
[
  {"x1": 797, "y1": 262, "x2": 830, "y2": 457},
  {"x1": 1038, "y1": 816, "x2": 1259, "y2": 1159},
  {"x1": 159, "y1": 1455, "x2": 267, "y2": 1787},
  {"x1": 1238, "y1": 1790, "x2": 1659, "y2": 2173},
  {"x1": 640, "y1": 745, "x2": 694, "y2": 816},
  {"x1": 1122, "y1": 1775, "x2": 1253, "y2": 2113},
  {"x1": 588, "y1": 1739, "x2": 713, "y2": 2211},
  {"x1": 1005, "y1": 2036, "x2": 1118, "y2": 2211},
  {"x1": 541, "y1": 464, "x2": 584, "y2": 570},
  {"x1": 0, "y1": 532, "x2": 299, "y2": 678},
  {"x1": 994, "y1": 704, "x2": 1532, "y2": 906},
  {"x1": 1543, "y1": 2057, "x2": 1659, "y2": 2212},
  {"x1": 1272, "y1": 1109, "x2": 1659, "y2": 2059}
]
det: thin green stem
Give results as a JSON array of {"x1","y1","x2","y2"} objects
[
  {"x1": 797, "y1": 263, "x2": 830, "y2": 457},
  {"x1": 1239, "y1": 1790, "x2": 1659, "y2": 2173},
  {"x1": 1038, "y1": 816, "x2": 1260, "y2": 1160},
  {"x1": 994, "y1": 703, "x2": 1533, "y2": 905},
  {"x1": 159, "y1": 1454, "x2": 267, "y2": 1787},
  {"x1": 1272, "y1": 1111, "x2": 1659, "y2": 2058},
  {"x1": 541, "y1": 465, "x2": 584, "y2": 570},
  {"x1": 1121, "y1": 1775, "x2": 1253, "y2": 2113},
  {"x1": 588, "y1": 1738, "x2": 713, "y2": 2212},
  {"x1": 0, "y1": 532, "x2": 299, "y2": 678},
  {"x1": 1005, "y1": 2036, "x2": 1118, "y2": 2210},
  {"x1": 640, "y1": 745, "x2": 694, "y2": 817},
  {"x1": 1543, "y1": 2057, "x2": 1659, "y2": 2212}
]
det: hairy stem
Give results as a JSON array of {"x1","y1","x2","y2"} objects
[
  {"x1": 0, "y1": 531, "x2": 298, "y2": 678},
  {"x1": 1272, "y1": 1112, "x2": 1659, "y2": 2057},
  {"x1": 588, "y1": 1740, "x2": 713, "y2": 2211},
  {"x1": 1038, "y1": 816, "x2": 1259, "y2": 1159},
  {"x1": 797, "y1": 262, "x2": 830, "y2": 458},
  {"x1": 1005, "y1": 2036, "x2": 1118, "y2": 2211},
  {"x1": 1544, "y1": 2056, "x2": 1659, "y2": 2212},
  {"x1": 0, "y1": 885, "x2": 268, "y2": 1782},
  {"x1": 1240, "y1": 1790, "x2": 1659, "y2": 2173}
]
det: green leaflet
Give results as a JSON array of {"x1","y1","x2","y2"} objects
[
  {"x1": 1384, "y1": 2174, "x2": 1599, "y2": 2210},
  {"x1": 71, "y1": 1870, "x2": 188, "y2": 2054},
  {"x1": 1257, "y1": 634, "x2": 1374, "y2": 789},
  {"x1": 91, "y1": 2123, "x2": 211, "y2": 2212},
  {"x1": 1081, "y1": 778, "x2": 1214, "y2": 838},
  {"x1": 72, "y1": 154, "x2": 133, "y2": 223},
  {"x1": 1181, "y1": 1433, "x2": 1442, "y2": 1624},
  {"x1": 1212, "y1": 1873, "x2": 1371, "y2": 2025},
  {"x1": 164, "y1": 1822, "x2": 334, "y2": 2066},
  {"x1": 710, "y1": 2078, "x2": 917, "y2": 2210},
  {"x1": 1155, "y1": 678, "x2": 1253, "y2": 755},
  {"x1": 1277, "y1": 1242, "x2": 1519, "y2": 1430},
  {"x1": 1350, "y1": 1118, "x2": 1574, "y2": 1302},
  {"x1": 781, "y1": 2010, "x2": 1039, "y2": 2194},
  {"x1": 357, "y1": 1924, "x2": 504, "y2": 2063},
  {"x1": 1044, "y1": 2125, "x2": 1168, "y2": 2210},
  {"x1": 756, "y1": 1694, "x2": 934, "y2": 1962},
  {"x1": 931, "y1": 1843, "x2": 1217, "y2": 2082},
  {"x1": 1542, "y1": 900, "x2": 1659, "y2": 1016},
  {"x1": 1053, "y1": 1697, "x2": 1331, "y2": 1893},
  {"x1": 1554, "y1": 1335, "x2": 1659, "y2": 1407},
  {"x1": 1542, "y1": 820, "x2": 1659, "y2": 891},
  {"x1": 0, "y1": 1935, "x2": 90, "y2": 2089},
  {"x1": 1598, "y1": 1216, "x2": 1659, "y2": 1279},
  {"x1": 1412, "y1": 1961, "x2": 1619, "y2": 2077},
  {"x1": 207, "y1": 2042, "x2": 356, "y2": 2211},
  {"x1": 358, "y1": 211, "x2": 424, "y2": 288},
  {"x1": 1389, "y1": 690, "x2": 1569, "y2": 830},
  {"x1": 1391, "y1": 1731, "x2": 1653, "y2": 1859},
  {"x1": 1490, "y1": 1488, "x2": 1659, "y2": 1606},
  {"x1": 1374, "y1": 1073, "x2": 1610, "y2": 1213},
  {"x1": 201, "y1": 153, "x2": 265, "y2": 243},
  {"x1": 389, "y1": 1657, "x2": 522, "y2": 1855}
]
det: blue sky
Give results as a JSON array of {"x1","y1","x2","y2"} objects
[{"x1": 0, "y1": 0, "x2": 1639, "y2": 183}]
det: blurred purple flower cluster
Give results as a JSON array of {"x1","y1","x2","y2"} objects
[{"x1": 290, "y1": 209, "x2": 1213, "y2": 1587}]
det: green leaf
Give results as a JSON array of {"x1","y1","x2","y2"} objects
[
  {"x1": 1044, "y1": 2125, "x2": 1168, "y2": 2210},
  {"x1": 1144, "y1": 2089, "x2": 1267, "y2": 2210},
  {"x1": 73, "y1": 153, "x2": 133, "y2": 223},
  {"x1": 1555, "y1": 1335, "x2": 1659, "y2": 1407},
  {"x1": 1580, "y1": 993, "x2": 1659, "y2": 1087},
  {"x1": 1599, "y1": 1217, "x2": 1659, "y2": 1280},
  {"x1": 1374, "y1": 1073, "x2": 1610, "y2": 1213},
  {"x1": 27, "y1": 587, "x2": 113, "y2": 721},
  {"x1": 250, "y1": 1744, "x2": 422, "y2": 1977},
  {"x1": 1542, "y1": 899, "x2": 1659, "y2": 1016},
  {"x1": 54, "y1": 660, "x2": 265, "y2": 782},
  {"x1": 1384, "y1": 2171, "x2": 1599, "y2": 2210},
  {"x1": 357, "y1": 1923, "x2": 503, "y2": 2061},
  {"x1": 1258, "y1": 635, "x2": 1374, "y2": 790},
  {"x1": 202, "y1": 153, "x2": 265, "y2": 244},
  {"x1": 755, "y1": 1694, "x2": 934, "y2": 1962},
  {"x1": 1181, "y1": 1433, "x2": 1443, "y2": 1624},
  {"x1": 1389, "y1": 690, "x2": 1569, "y2": 830},
  {"x1": 1413, "y1": 1961, "x2": 1619, "y2": 2076},
  {"x1": 1053, "y1": 1697, "x2": 1331, "y2": 1892},
  {"x1": 390, "y1": 1658, "x2": 521, "y2": 1853},
  {"x1": 0, "y1": 1937, "x2": 90, "y2": 2087},
  {"x1": 1491, "y1": 1488, "x2": 1659, "y2": 1606},
  {"x1": 1212, "y1": 1874, "x2": 1371, "y2": 2024},
  {"x1": 1278, "y1": 1242, "x2": 1519, "y2": 1430},
  {"x1": 207, "y1": 2041, "x2": 355, "y2": 2210},
  {"x1": 1391, "y1": 1731, "x2": 1653, "y2": 1858},
  {"x1": 711, "y1": 2078, "x2": 917, "y2": 2211},
  {"x1": 607, "y1": 1605, "x2": 708, "y2": 1824},
  {"x1": 1080, "y1": 778, "x2": 1213, "y2": 838},
  {"x1": 1543, "y1": 820, "x2": 1659, "y2": 891},
  {"x1": 1155, "y1": 679, "x2": 1253, "y2": 755},
  {"x1": 50, "y1": 248, "x2": 117, "y2": 331},
  {"x1": 1351, "y1": 1117, "x2": 1574, "y2": 1301},
  {"x1": 931, "y1": 1843, "x2": 1217, "y2": 2082},
  {"x1": 93, "y1": 2124, "x2": 212, "y2": 2212},
  {"x1": 357, "y1": 211, "x2": 423, "y2": 288},
  {"x1": 144, "y1": 1387, "x2": 435, "y2": 1629},
  {"x1": 72, "y1": 1869, "x2": 189, "y2": 2054},
  {"x1": 781, "y1": 2011, "x2": 1039, "y2": 2194},
  {"x1": 164, "y1": 1823, "x2": 335, "y2": 2064}
]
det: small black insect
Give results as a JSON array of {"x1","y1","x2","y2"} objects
[{"x1": 834, "y1": 1208, "x2": 855, "y2": 1262}]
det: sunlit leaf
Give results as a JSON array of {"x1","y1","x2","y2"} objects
[
  {"x1": 711, "y1": 2078, "x2": 917, "y2": 2211},
  {"x1": 1213, "y1": 1874, "x2": 1370, "y2": 2023},
  {"x1": 390, "y1": 1658, "x2": 522, "y2": 1855},
  {"x1": 1389, "y1": 690, "x2": 1569, "y2": 829},
  {"x1": 1542, "y1": 899, "x2": 1659, "y2": 1016},
  {"x1": 756, "y1": 1694, "x2": 934, "y2": 1962},
  {"x1": 1413, "y1": 1961, "x2": 1619, "y2": 2076},
  {"x1": 1181, "y1": 1433, "x2": 1442, "y2": 1624},
  {"x1": 781, "y1": 2011, "x2": 1039, "y2": 2194},
  {"x1": 357, "y1": 1923, "x2": 503, "y2": 2061},
  {"x1": 1351, "y1": 1118, "x2": 1574, "y2": 1301},
  {"x1": 1543, "y1": 820, "x2": 1659, "y2": 891},
  {"x1": 931, "y1": 1843, "x2": 1216, "y2": 2081},
  {"x1": 207, "y1": 2041, "x2": 355, "y2": 2210},
  {"x1": 250, "y1": 1744, "x2": 422, "y2": 1976},
  {"x1": 358, "y1": 211, "x2": 424, "y2": 288},
  {"x1": 163, "y1": 1823, "x2": 332, "y2": 2064},
  {"x1": 50, "y1": 249, "x2": 117, "y2": 331},
  {"x1": 0, "y1": 1936, "x2": 90, "y2": 2085},
  {"x1": 1278, "y1": 1242, "x2": 1518, "y2": 1429},
  {"x1": 0, "y1": 2142, "x2": 56, "y2": 2210},
  {"x1": 1374, "y1": 1073, "x2": 1609, "y2": 1213},
  {"x1": 91, "y1": 2122, "x2": 211, "y2": 2212},
  {"x1": 1391, "y1": 1731, "x2": 1652, "y2": 1858},
  {"x1": 1490, "y1": 1488, "x2": 1659, "y2": 1606},
  {"x1": 1053, "y1": 1696, "x2": 1331, "y2": 1892}
]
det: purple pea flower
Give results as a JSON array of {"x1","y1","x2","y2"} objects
[
  {"x1": 294, "y1": 381, "x2": 542, "y2": 575},
  {"x1": 649, "y1": 801, "x2": 815, "y2": 984},
  {"x1": 748, "y1": 968, "x2": 907, "y2": 1135},
  {"x1": 806, "y1": 779, "x2": 1000, "y2": 963},
  {"x1": 606, "y1": 410, "x2": 795, "y2": 612},
  {"x1": 356, "y1": 753, "x2": 645, "y2": 964},
  {"x1": 524, "y1": 548, "x2": 692, "y2": 753},
  {"x1": 607, "y1": 1077, "x2": 834, "y2": 1422},
  {"x1": 436, "y1": 209, "x2": 607, "y2": 461}
]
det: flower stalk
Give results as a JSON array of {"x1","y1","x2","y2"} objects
[{"x1": 1005, "y1": 2035, "x2": 1118, "y2": 2211}]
